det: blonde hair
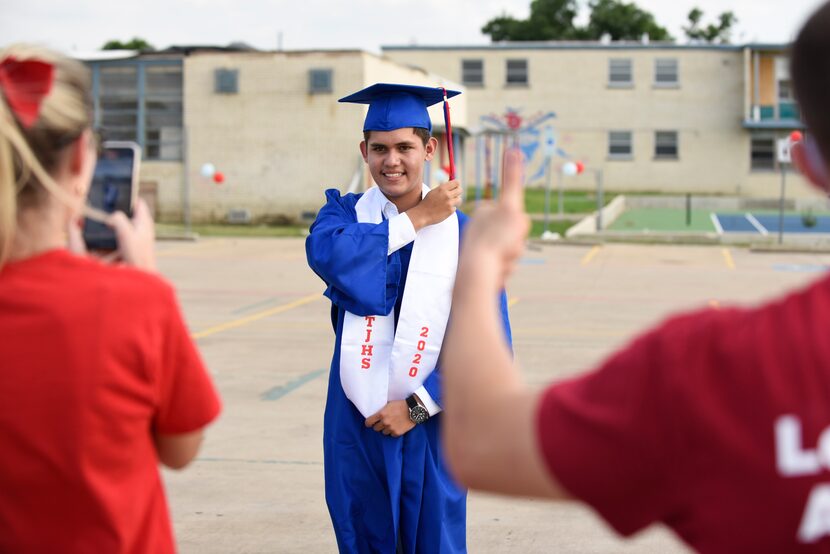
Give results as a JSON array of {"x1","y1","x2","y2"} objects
[{"x1": 0, "y1": 44, "x2": 93, "y2": 267}]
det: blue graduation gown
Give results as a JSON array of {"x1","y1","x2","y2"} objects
[{"x1": 306, "y1": 189, "x2": 513, "y2": 554}]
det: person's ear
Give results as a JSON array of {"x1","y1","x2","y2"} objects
[
  {"x1": 67, "y1": 129, "x2": 95, "y2": 198},
  {"x1": 792, "y1": 136, "x2": 830, "y2": 192},
  {"x1": 425, "y1": 136, "x2": 438, "y2": 162},
  {"x1": 68, "y1": 129, "x2": 91, "y2": 175},
  {"x1": 359, "y1": 140, "x2": 369, "y2": 163}
]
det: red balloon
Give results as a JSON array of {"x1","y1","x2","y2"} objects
[
  {"x1": 213, "y1": 171, "x2": 225, "y2": 184},
  {"x1": 576, "y1": 161, "x2": 585, "y2": 174},
  {"x1": 790, "y1": 131, "x2": 804, "y2": 143}
]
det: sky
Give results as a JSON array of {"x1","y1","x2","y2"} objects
[{"x1": 0, "y1": 0, "x2": 825, "y2": 55}]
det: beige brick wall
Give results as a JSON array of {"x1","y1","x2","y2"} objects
[
  {"x1": 163, "y1": 51, "x2": 471, "y2": 223},
  {"x1": 182, "y1": 51, "x2": 371, "y2": 222},
  {"x1": 385, "y1": 46, "x2": 811, "y2": 197},
  {"x1": 140, "y1": 161, "x2": 184, "y2": 221}
]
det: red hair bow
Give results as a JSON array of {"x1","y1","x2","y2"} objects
[{"x1": 0, "y1": 57, "x2": 55, "y2": 129}]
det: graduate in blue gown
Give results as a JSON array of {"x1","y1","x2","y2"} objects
[{"x1": 306, "y1": 84, "x2": 512, "y2": 554}]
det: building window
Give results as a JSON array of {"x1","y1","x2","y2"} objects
[
  {"x1": 99, "y1": 65, "x2": 138, "y2": 143},
  {"x1": 214, "y1": 68, "x2": 238, "y2": 94},
  {"x1": 608, "y1": 131, "x2": 633, "y2": 158},
  {"x1": 309, "y1": 69, "x2": 333, "y2": 94},
  {"x1": 506, "y1": 59, "x2": 528, "y2": 86},
  {"x1": 654, "y1": 131, "x2": 678, "y2": 159},
  {"x1": 654, "y1": 58, "x2": 678, "y2": 86},
  {"x1": 778, "y1": 79, "x2": 793, "y2": 100},
  {"x1": 608, "y1": 59, "x2": 632, "y2": 87},
  {"x1": 90, "y1": 60, "x2": 184, "y2": 161},
  {"x1": 751, "y1": 136, "x2": 776, "y2": 170},
  {"x1": 145, "y1": 65, "x2": 183, "y2": 160},
  {"x1": 461, "y1": 59, "x2": 484, "y2": 87}
]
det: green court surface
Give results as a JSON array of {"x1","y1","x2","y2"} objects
[{"x1": 610, "y1": 208, "x2": 715, "y2": 232}]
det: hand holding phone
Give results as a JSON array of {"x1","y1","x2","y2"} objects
[
  {"x1": 107, "y1": 199, "x2": 156, "y2": 272},
  {"x1": 83, "y1": 141, "x2": 140, "y2": 251}
]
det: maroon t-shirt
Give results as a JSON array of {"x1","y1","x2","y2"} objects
[
  {"x1": 537, "y1": 274, "x2": 830, "y2": 553},
  {"x1": 0, "y1": 250, "x2": 221, "y2": 553}
]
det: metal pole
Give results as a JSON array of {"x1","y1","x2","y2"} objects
[
  {"x1": 455, "y1": 132, "x2": 463, "y2": 194},
  {"x1": 596, "y1": 169, "x2": 604, "y2": 232},
  {"x1": 543, "y1": 156, "x2": 552, "y2": 234},
  {"x1": 182, "y1": 125, "x2": 191, "y2": 234},
  {"x1": 557, "y1": 164, "x2": 564, "y2": 217},
  {"x1": 492, "y1": 134, "x2": 502, "y2": 201},
  {"x1": 686, "y1": 193, "x2": 692, "y2": 226},
  {"x1": 778, "y1": 163, "x2": 787, "y2": 244},
  {"x1": 474, "y1": 135, "x2": 482, "y2": 204}
]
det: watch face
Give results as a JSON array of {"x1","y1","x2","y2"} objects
[{"x1": 410, "y1": 405, "x2": 429, "y2": 424}]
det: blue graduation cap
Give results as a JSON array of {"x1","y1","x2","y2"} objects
[{"x1": 339, "y1": 83, "x2": 461, "y2": 134}]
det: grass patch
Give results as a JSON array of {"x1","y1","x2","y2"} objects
[
  {"x1": 525, "y1": 188, "x2": 617, "y2": 214},
  {"x1": 156, "y1": 223, "x2": 307, "y2": 238},
  {"x1": 530, "y1": 219, "x2": 574, "y2": 238},
  {"x1": 466, "y1": 188, "x2": 616, "y2": 214}
]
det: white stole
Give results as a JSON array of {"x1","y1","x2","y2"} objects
[{"x1": 339, "y1": 185, "x2": 458, "y2": 418}]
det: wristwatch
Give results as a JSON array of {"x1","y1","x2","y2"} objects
[{"x1": 406, "y1": 394, "x2": 429, "y2": 425}]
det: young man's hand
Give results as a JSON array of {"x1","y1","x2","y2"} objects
[
  {"x1": 365, "y1": 400, "x2": 416, "y2": 437},
  {"x1": 458, "y1": 149, "x2": 529, "y2": 289},
  {"x1": 406, "y1": 180, "x2": 463, "y2": 231}
]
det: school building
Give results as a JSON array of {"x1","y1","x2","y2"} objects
[
  {"x1": 383, "y1": 41, "x2": 808, "y2": 199},
  {"x1": 81, "y1": 46, "x2": 466, "y2": 223},
  {"x1": 79, "y1": 40, "x2": 809, "y2": 224}
]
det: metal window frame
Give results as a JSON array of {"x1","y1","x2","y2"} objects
[
  {"x1": 505, "y1": 58, "x2": 528, "y2": 86},
  {"x1": 87, "y1": 58, "x2": 183, "y2": 161},
  {"x1": 750, "y1": 135, "x2": 777, "y2": 171},
  {"x1": 654, "y1": 130, "x2": 679, "y2": 159},
  {"x1": 214, "y1": 68, "x2": 239, "y2": 94},
  {"x1": 461, "y1": 59, "x2": 484, "y2": 86},
  {"x1": 654, "y1": 58, "x2": 679, "y2": 86},
  {"x1": 608, "y1": 58, "x2": 633, "y2": 86},
  {"x1": 308, "y1": 68, "x2": 334, "y2": 94},
  {"x1": 608, "y1": 130, "x2": 633, "y2": 158}
]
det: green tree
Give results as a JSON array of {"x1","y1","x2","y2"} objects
[
  {"x1": 482, "y1": 0, "x2": 581, "y2": 41},
  {"x1": 583, "y1": 0, "x2": 672, "y2": 40},
  {"x1": 102, "y1": 38, "x2": 155, "y2": 51},
  {"x1": 683, "y1": 8, "x2": 737, "y2": 43},
  {"x1": 481, "y1": 0, "x2": 672, "y2": 42}
]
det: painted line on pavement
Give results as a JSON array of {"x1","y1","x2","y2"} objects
[
  {"x1": 196, "y1": 457, "x2": 322, "y2": 466},
  {"x1": 261, "y1": 369, "x2": 327, "y2": 401},
  {"x1": 745, "y1": 213, "x2": 769, "y2": 236},
  {"x1": 721, "y1": 248, "x2": 736, "y2": 270},
  {"x1": 192, "y1": 293, "x2": 321, "y2": 339},
  {"x1": 231, "y1": 296, "x2": 284, "y2": 315},
  {"x1": 581, "y1": 245, "x2": 601, "y2": 266}
]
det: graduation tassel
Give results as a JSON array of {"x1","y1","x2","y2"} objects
[{"x1": 441, "y1": 87, "x2": 456, "y2": 181}]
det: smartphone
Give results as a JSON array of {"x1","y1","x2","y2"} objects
[{"x1": 83, "y1": 141, "x2": 141, "y2": 251}]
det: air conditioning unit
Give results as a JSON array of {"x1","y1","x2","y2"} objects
[{"x1": 227, "y1": 208, "x2": 252, "y2": 224}]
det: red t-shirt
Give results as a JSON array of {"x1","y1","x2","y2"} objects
[
  {"x1": 0, "y1": 250, "x2": 221, "y2": 553},
  {"x1": 537, "y1": 274, "x2": 830, "y2": 553}
]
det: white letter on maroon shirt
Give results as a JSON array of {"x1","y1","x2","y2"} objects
[{"x1": 776, "y1": 415, "x2": 821, "y2": 477}]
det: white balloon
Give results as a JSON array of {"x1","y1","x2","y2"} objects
[
  {"x1": 562, "y1": 162, "x2": 578, "y2": 176},
  {"x1": 200, "y1": 163, "x2": 216, "y2": 178}
]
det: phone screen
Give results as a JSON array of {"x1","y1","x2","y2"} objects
[{"x1": 83, "y1": 143, "x2": 139, "y2": 250}]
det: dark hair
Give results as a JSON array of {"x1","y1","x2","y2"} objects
[
  {"x1": 363, "y1": 127, "x2": 431, "y2": 146},
  {"x1": 791, "y1": 0, "x2": 830, "y2": 164}
]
